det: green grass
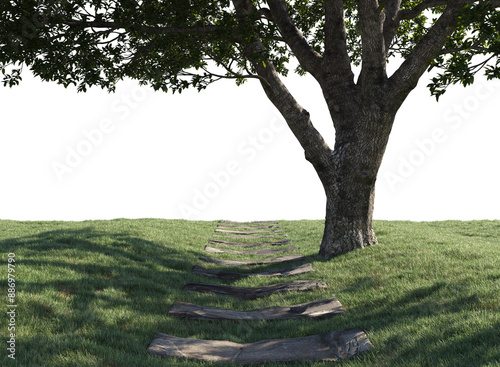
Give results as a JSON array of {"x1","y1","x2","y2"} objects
[{"x1": 0, "y1": 219, "x2": 499, "y2": 367}]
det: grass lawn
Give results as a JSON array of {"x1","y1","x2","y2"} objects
[{"x1": 0, "y1": 219, "x2": 499, "y2": 367}]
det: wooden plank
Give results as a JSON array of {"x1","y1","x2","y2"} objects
[
  {"x1": 191, "y1": 263, "x2": 313, "y2": 280},
  {"x1": 213, "y1": 234, "x2": 288, "y2": 239},
  {"x1": 182, "y1": 280, "x2": 327, "y2": 300},
  {"x1": 209, "y1": 239, "x2": 291, "y2": 248},
  {"x1": 205, "y1": 245, "x2": 297, "y2": 256},
  {"x1": 217, "y1": 225, "x2": 281, "y2": 230},
  {"x1": 199, "y1": 254, "x2": 304, "y2": 266},
  {"x1": 168, "y1": 298, "x2": 344, "y2": 321},
  {"x1": 214, "y1": 228, "x2": 283, "y2": 235},
  {"x1": 147, "y1": 329, "x2": 371, "y2": 363},
  {"x1": 219, "y1": 220, "x2": 279, "y2": 225},
  {"x1": 218, "y1": 223, "x2": 280, "y2": 227}
]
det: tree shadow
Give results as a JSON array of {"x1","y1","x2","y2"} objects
[
  {"x1": 329, "y1": 281, "x2": 500, "y2": 367},
  {"x1": 1, "y1": 226, "x2": 242, "y2": 365},
  {"x1": 4, "y1": 222, "x2": 498, "y2": 367}
]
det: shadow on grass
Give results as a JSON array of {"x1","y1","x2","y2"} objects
[
  {"x1": 3, "y1": 223, "x2": 498, "y2": 367},
  {"x1": 293, "y1": 248, "x2": 500, "y2": 367},
  {"x1": 1, "y1": 226, "x2": 238, "y2": 366},
  {"x1": 337, "y1": 280, "x2": 500, "y2": 367}
]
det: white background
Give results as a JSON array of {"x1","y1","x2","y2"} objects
[{"x1": 1, "y1": 66, "x2": 499, "y2": 222}]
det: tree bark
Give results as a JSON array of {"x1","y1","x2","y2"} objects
[
  {"x1": 317, "y1": 87, "x2": 396, "y2": 258},
  {"x1": 319, "y1": 170, "x2": 379, "y2": 259}
]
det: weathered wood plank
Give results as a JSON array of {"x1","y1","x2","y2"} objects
[
  {"x1": 199, "y1": 254, "x2": 304, "y2": 266},
  {"x1": 182, "y1": 280, "x2": 327, "y2": 300},
  {"x1": 191, "y1": 263, "x2": 313, "y2": 280},
  {"x1": 217, "y1": 225, "x2": 281, "y2": 230},
  {"x1": 213, "y1": 234, "x2": 288, "y2": 239},
  {"x1": 168, "y1": 298, "x2": 344, "y2": 321},
  {"x1": 219, "y1": 220, "x2": 279, "y2": 225},
  {"x1": 205, "y1": 245, "x2": 296, "y2": 256},
  {"x1": 209, "y1": 239, "x2": 291, "y2": 247},
  {"x1": 214, "y1": 228, "x2": 283, "y2": 234},
  {"x1": 147, "y1": 329, "x2": 371, "y2": 363}
]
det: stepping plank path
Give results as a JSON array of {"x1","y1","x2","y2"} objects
[
  {"x1": 212, "y1": 234, "x2": 288, "y2": 239},
  {"x1": 191, "y1": 263, "x2": 313, "y2": 280},
  {"x1": 148, "y1": 220, "x2": 371, "y2": 363},
  {"x1": 148, "y1": 329, "x2": 371, "y2": 364},
  {"x1": 204, "y1": 244, "x2": 297, "y2": 255},
  {"x1": 209, "y1": 238, "x2": 291, "y2": 247},
  {"x1": 214, "y1": 228, "x2": 283, "y2": 234},
  {"x1": 199, "y1": 254, "x2": 305, "y2": 266},
  {"x1": 220, "y1": 220, "x2": 279, "y2": 225},
  {"x1": 168, "y1": 297, "x2": 344, "y2": 321},
  {"x1": 183, "y1": 280, "x2": 327, "y2": 300},
  {"x1": 217, "y1": 225, "x2": 281, "y2": 229}
]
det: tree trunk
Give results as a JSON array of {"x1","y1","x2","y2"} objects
[
  {"x1": 319, "y1": 168, "x2": 378, "y2": 259},
  {"x1": 231, "y1": 0, "x2": 398, "y2": 258},
  {"x1": 317, "y1": 95, "x2": 396, "y2": 258}
]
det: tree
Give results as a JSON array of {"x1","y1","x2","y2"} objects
[{"x1": 1, "y1": 0, "x2": 499, "y2": 258}]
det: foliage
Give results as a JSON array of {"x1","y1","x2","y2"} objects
[
  {"x1": 0, "y1": 1, "x2": 499, "y2": 97},
  {"x1": 428, "y1": 1, "x2": 500, "y2": 99}
]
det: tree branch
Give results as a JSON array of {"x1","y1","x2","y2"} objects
[
  {"x1": 382, "y1": 0, "x2": 402, "y2": 50},
  {"x1": 358, "y1": 0, "x2": 388, "y2": 85},
  {"x1": 398, "y1": 0, "x2": 449, "y2": 20},
  {"x1": 206, "y1": 51, "x2": 271, "y2": 86},
  {"x1": 469, "y1": 54, "x2": 496, "y2": 73},
  {"x1": 231, "y1": 0, "x2": 334, "y2": 174},
  {"x1": 323, "y1": 0, "x2": 355, "y2": 83},
  {"x1": 265, "y1": 0, "x2": 323, "y2": 79},
  {"x1": 387, "y1": 3, "x2": 463, "y2": 108},
  {"x1": 399, "y1": 0, "x2": 500, "y2": 20},
  {"x1": 182, "y1": 67, "x2": 265, "y2": 84},
  {"x1": 438, "y1": 34, "x2": 492, "y2": 55},
  {"x1": 438, "y1": 46, "x2": 489, "y2": 55},
  {"x1": 59, "y1": 19, "x2": 226, "y2": 37}
]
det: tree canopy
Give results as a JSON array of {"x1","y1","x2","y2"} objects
[
  {"x1": 1, "y1": 0, "x2": 499, "y2": 99},
  {"x1": 2, "y1": 0, "x2": 500, "y2": 258}
]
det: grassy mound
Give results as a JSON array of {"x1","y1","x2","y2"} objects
[{"x1": 0, "y1": 219, "x2": 498, "y2": 366}]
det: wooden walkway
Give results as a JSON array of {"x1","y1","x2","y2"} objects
[
  {"x1": 147, "y1": 220, "x2": 371, "y2": 364},
  {"x1": 148, "y1": 329, "x2": 371, "y2": 363},
  {"x1": 191, "y1": 263, "x2": 313, "y2": 280},
  {"x1": 168, "y1": 298, "x2": 344, "y2": 321}
]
